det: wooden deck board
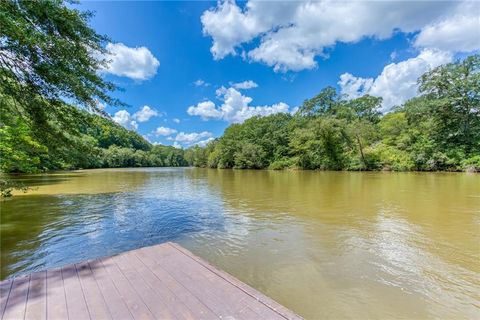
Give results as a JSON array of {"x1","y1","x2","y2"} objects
[
  {"x1": 1, "y1": 242, "x2": 302, "y2": 320},
  {"x1": 3, "y1": 275, "x2": 29, "y2": 320},
  {"x1": 25, "y1": 271, "x2": 47, "y2": 320},
  {"x1": 45, "y1": 268, "x2": 68, "y2": 319}
]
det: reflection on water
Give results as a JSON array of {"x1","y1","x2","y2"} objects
[{"x1": 1, "y1": 168, "x2": 479, "y2": 319}]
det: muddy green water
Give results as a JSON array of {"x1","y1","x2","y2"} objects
[{"x1": 1, "y1": 168, "x2": 479, "y2": 319}]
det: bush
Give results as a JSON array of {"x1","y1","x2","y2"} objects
[
  {"x1": 461, "y1": 155, "x2": 480, "y2": 172},
  {"x1": 365, "y1": 144, "x2": 415, "y2": 171},
  {"x1": 269, "y1": 158, "x2": 294, "y2": 170}
]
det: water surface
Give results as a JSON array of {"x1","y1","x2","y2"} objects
[{"x1": 1, "y1": 168, "x2": 479, "y2": 319}]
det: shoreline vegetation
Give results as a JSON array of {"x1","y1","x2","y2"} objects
[
  {"x1": 184, "y1": 56, "x2": 479, "y2": 174},
  {"x1": 0, "y1": 2, "x2": 478, "y2": 197}
]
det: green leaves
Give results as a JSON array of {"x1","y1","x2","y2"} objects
[{"x1": 0, "y1": 0, "x2": 121, "y2": 112}]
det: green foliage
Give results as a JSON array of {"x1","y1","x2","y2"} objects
[
  {"x1": 0, "y1": 103, "x2": 188, "y2": 174},
  {"x1": 268, "y1": 158, "x2": 294, "y2": 170},
  {"x1": 234, "y1": 143, "x2": 267, "y2": 169},
  {"x1": 290, "y1": 118, "x2": 349, "y2": 170},
  {"x1": 187, "y1": 55, "x2": 479, "y2": 172},
  {"x1": 0, "y1": 0, "x2": 122, "y2": 113},
  {"x1": 461, "y1": 155, "x2": 480, "y2": 172}
]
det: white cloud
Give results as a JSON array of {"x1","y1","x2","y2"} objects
[
  {"x1": 175, "y1": 131, "x2": 213, "y2": 143},
  {"x1": 187, "y1": 101, "x2": 223, "y2": 120},
  {"x1": 338, "y1": 49, "x2": 453, "y2": 112},
  {"x1": 172, "y1": 118, "x2": 181, "y2": 124},
  {"x1": 101, "y1": 42, "x2": 160, "y2": 80},
  {"x1": 338, "y1": 73, "x2": 374, "y2": 100},
  {"x1": 194, "y1": 79, "x2": 210, "y2": 87},
  {"x1": 112, "y1": 110, "x2": 138, "y2": 130},
  {"x1": 155, "y1": 126, "x2": 177, "y2": 136},
  {"x1": 232, "y1": 80, "x2": 258, "y2": 90},
  {"x1": 414, "y1": 2, "x2": 480, "y2": 52},
  {"x1": 201, "y1": 0, "x2": 468, "y2": 72},
  {"x1": 133, "y1": 105, "x2": 158, "y2": 122},
  {"x1": 188, "y1": 86, "x2": 290, "y2": 123},
  {"x1": 201, "y1": 0, "x2": 272, "y2": 59}
]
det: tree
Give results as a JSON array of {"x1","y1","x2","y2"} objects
[
  {"x1": 0, "y1": 0, "x2": 121, "y2": 114},
  {"x1": 418, "y1": 55, "x2": 480, "y2": 155},
  {"x1": 234, "y1": 143, "x2": 267, "y2": 169},
  {"x1": 290, "y1": 118, "x2": 348, "y2": 170},
  {"x1": 299, "y1": 86, "x2": 339, "y2": 116}
]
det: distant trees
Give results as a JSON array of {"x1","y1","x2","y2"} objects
[
  {"x1": 186, "y1": 55, "x2": 480, "y2": 172},
  {"x1": 0, "y1": 102, "x2": 189, "y2": 173}
]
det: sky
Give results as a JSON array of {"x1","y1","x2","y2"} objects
[{"x1": 77, "y1": 0, "x2": 480, "y2": 148}]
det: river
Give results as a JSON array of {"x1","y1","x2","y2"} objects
[{"x1": 1, "y1": 168, "x2": 479, "y2": 318}]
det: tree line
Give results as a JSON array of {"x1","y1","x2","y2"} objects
[
  {"x1": 185, "y1": 55, "x2": 480, "y2": 172},
  {"x1": 0, "y1": 102, "x2": 188, "y2": 173}
]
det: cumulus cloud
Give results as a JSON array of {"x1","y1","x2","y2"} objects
[
  {"x1": 187, "y1": 85, "x2": 290, "y2": 123},
  {"x1": 112, "y1": 110, "x2": 138, "y2": 130},
  {"x1": 133, "y1": 105, "x2": 158, "y2": 122},
  {"x1": 232, "y1": 80, "x2": 258, "y2": 89},
  {"x1": 155, "y1": 126, "x2": 177, "y2": 136},
  {"x1": 187, "y1": 101, "x2": 223, "y2": 120},
  {"x1": 338, "y1": 74, "x2": 374, "y2": 100},
  {"x1": 338, "y1": 49, "x2": 453, "y2": 112},
  {"x1": 175, "y1": 131, "x2": 213, "y2": 144},
  {"x1": 201, "y1": 0, "x2": 472, "y2": 72},
  {"x1": 414, "y1": 2, "x2": 480, "y2": 52},
  {"x1": 172, "y1": 118, "x2": 181, "y2": 124},
  {"x1": 101, "y1": 42, "x2": 160, "y2": 80}
]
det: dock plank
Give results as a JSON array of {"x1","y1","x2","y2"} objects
[
  {"x1": 120, "y1": 251, "x2": 198, "y2": 320},
  {"x1": 1, "y1": 242, "x2": 302, "y2": 320},
  {"x1": 100, "y1": 257, "x2": 155, "y2": 320},
  {"x1": 3, "y1": 275, "x2": 30, "y2": 320},
  {"x1": 88, "y1": 260, "x2": 133, "y2": 320},
  {"x1": 25, "y1": 271, "x2": 47, "y2": 320},
  {"x1": 111, "y1": 253, "x2": 177, "y2": 320},
  {"x1": 0, "y1": 279, "x2": 12, "y2": 319},
  {"x1": 75, "y1": 262, "x2": 112, "y2": 320},
  {"x1": 62, "y1": 265, "x2": 91, "y2": 320},
  {"x1": 46, "y1": 268, "x2": 68, "y2": 320}
]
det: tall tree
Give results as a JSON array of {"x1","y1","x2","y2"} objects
[
  {"x1": 418, "y1": 55, "x2": 480, "y2": 154},
  {"x1": 0, "y1": 0, "x2": 121, "y2": 116}
]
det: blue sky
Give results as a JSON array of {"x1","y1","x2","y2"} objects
[{"x1": 77, "y1": 1, "x2": 479, "y2": 147}]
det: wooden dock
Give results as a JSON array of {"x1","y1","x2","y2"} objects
[{"x1": 0, "y1": 242, "x2": 301, "y2": 320}]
